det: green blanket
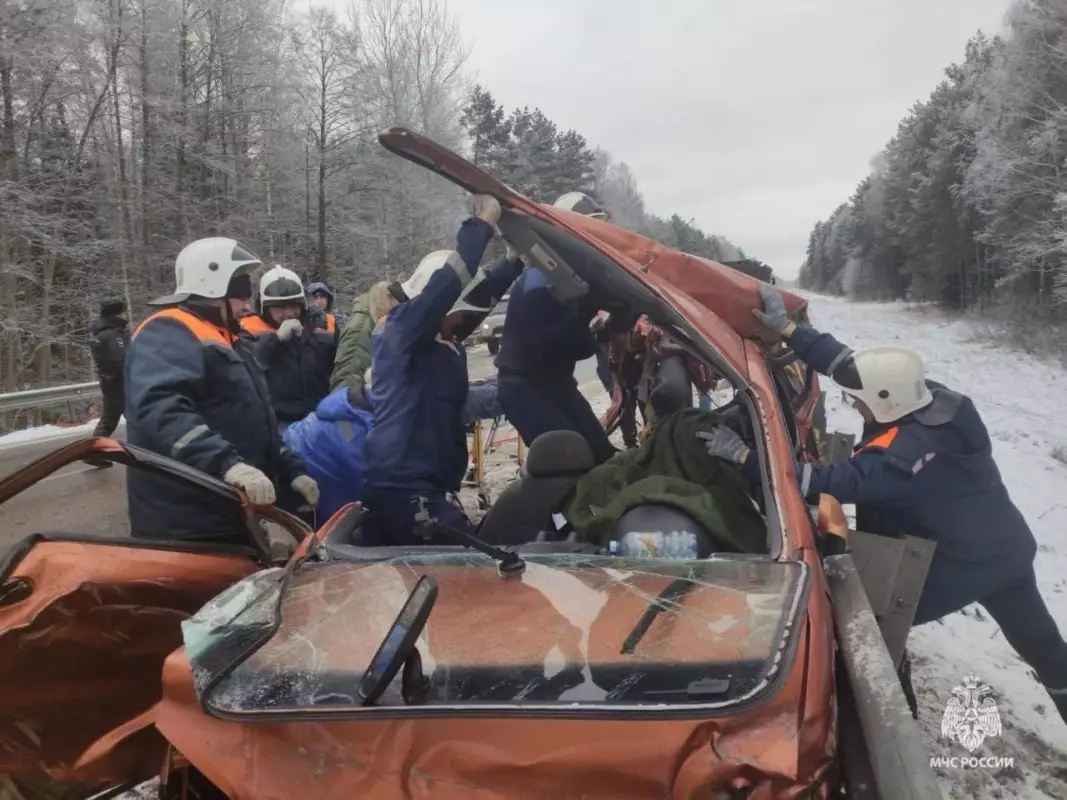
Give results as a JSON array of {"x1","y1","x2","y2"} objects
[{"x1": 563, "y1": 408, "x2": 767, "y2": 553}]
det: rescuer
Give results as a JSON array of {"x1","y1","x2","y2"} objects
[
  {"x1": 494, "y1": 191, "x2": 616, "y2": 465},
  {"x1": 360, "y1": 195, "x2": 522, "y2": 546},
  {"x1": 240, "y1": 266, "x2": 337, "y2": 432},
  {"x1": 124, "y1": 238, "x2": 319, "y2": 540},
  {"x1": 700, "y1": 284, "x2": 1067, "y2": 725}
]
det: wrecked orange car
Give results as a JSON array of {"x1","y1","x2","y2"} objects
[{"x1": 0, "y1": 130, "x2": 937, "y2": 800}]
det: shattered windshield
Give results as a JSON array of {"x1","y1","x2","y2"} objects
[{"x1": 193, "y1": 553, "x2": 806, "y2": 718}]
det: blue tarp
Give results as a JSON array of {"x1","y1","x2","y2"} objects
[{"x1": 284, "y1": 379, "x2": 502, "y2": 522}]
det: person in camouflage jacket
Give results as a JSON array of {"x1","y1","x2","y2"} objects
[{"x1": 329, "y1": 281, "x2": 398, "y2": 393}]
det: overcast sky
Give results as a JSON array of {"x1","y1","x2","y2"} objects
[{"x1": 430, "y1": 0, "x2": 1013, "y2": 277}]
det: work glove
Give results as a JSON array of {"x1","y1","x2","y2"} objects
[
  {"x1": 223, "y1": 462, "x2": 277, "y2": 505},
  {"x1": 469, "y1": 194, "x2": 502, "y2": 227},
  {"x1": 277, "y1": 318, "x2": 303, "y2": 342},
  {"x1": 290, "y1": 474, "x2": 320, "y2": 509},
  {"x1": 696, "y1": 427, "x2": 751, "y2": 466},
  {"x1": 751, "y1": 284, "x2": 795, "y2": 338}
]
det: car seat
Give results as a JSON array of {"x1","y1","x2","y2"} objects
[{"x1": 477, "y1": 430, "x2": 595, "y2": 546}]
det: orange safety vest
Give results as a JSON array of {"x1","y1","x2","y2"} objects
[
  {"x1": 324, "y1": 313, "x2": 337, "y2": 334},
  {"x1": 239, "y1": 315, "x2": 274, "y2": 336},
  {"x1": 853, "y1": 426, "x2": 900, "y2": 455},
  {"x1": 134, "y1": 307, "x2": 235, "y2": 349}
]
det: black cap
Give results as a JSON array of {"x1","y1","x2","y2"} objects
[
  {"x1": 225, "y1": 273, "x2": 253, "y2": 301},
  {"x1": 100, "y1": 298, "x2": 125, "y2": 317}
]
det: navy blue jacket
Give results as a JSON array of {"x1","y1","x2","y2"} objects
[
  {"x1": 240, "y1": 309, "x2": 337, "y2": 423},
  {"x1": 779, "y1": 326, "x2": 1037, "y2": 617},
  {"x1": 125, "y1": 302, "x2": 306, "y2": 541},
  {"x1": 494, "y1": 266, "x2": 599, "y2": 378},
  {"x1": 364, "y1": 218, "x2": 521, "y2": 492}
]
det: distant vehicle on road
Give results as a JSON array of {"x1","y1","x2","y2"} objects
[{"x1": 475, "y1": 294, "x2": 509, "y2": 354}]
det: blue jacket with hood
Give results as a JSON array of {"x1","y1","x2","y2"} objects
[
  {"x1": 283, "y1": 379, "x2": 504, "y2": 522},
  {"x1": 283, "y1": 387, "x2": 375, "y2": 522},
  {"x1": 364, "y1": 218, "x2": 521, "y2": 492}
]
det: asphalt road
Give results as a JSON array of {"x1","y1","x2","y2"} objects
[{"x1": 0, "y1": 345, "x2": 600, "y2": 551}]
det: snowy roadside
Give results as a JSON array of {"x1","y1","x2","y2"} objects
[
  {"x1": 0, "y1": 417, "x2": 103, "y2": 448},
  {"x1": 803, "y1": 293, "x2": 1067, "y2": 800}
]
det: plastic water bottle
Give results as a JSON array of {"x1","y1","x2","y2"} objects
[{"x1": 610, "y1": 530, "x2": 700, "y2": 559}]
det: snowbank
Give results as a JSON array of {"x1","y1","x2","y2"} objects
[{"x1": 0, "y1": 418, "x2": 102, "y2": 447}]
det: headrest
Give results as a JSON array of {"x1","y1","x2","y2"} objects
[
  {"x1": 648, "y1": 354, "x2": 694, "y2": 419},
  {"x1": 526, "y1": 430, "x2": 595, "y2": 478}
]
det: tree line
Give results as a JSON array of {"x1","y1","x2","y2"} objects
[
  {"x1": 799, "y1": 0, "x2": 1067, "y2": 322},
  {"x1": 0, "y1": 0, "x2": 746, "y2": 399},
  {"x1": 460, "y1": 85, "x2": 746, "y2": 264}
]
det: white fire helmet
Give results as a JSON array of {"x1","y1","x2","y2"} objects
[
  {"x1": 553, "y1": 192, "x2": 609, "y2": 221},
  {"x1": 399, "y1": 249, "x2": 492, "y2": 315},
  {"x1": 835, "y1": 345, "x2": 934, "y2": 424},
  {"x1": 154, "y1": 237, "x2": 262, "y2": 305},
  {"x1": 260, "y1": 265, "x2": 306, "y2": 308}
]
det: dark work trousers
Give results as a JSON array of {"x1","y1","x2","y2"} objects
[
  {"x1": 360, "y1": 486, "x2": 473, "y2": 547},
  {"x1": 616, "y1": 352, "x2": 646, "y2": 449},
  {"x1": 618, "y1": 386, "x2": 647, "y2": 449},
  {"x1": 498, "y1": 372, "x2": 616, "y2": 466},
  {"x1": 92, "y1": 376, "x2": 125, "y2": 437},
  {"x1": 917, "y1": 565, "x2": 1067, "y2": 723}
]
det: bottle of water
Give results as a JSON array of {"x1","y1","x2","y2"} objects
[{"x1": 610, "y1": 530, "x2": 700, "y2": 559}]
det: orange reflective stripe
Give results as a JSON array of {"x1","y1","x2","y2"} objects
[
  {"x1": 134, "y1": 307, "x2": 233, "y2": 348},
  {"x1": 324, "y1": 313, "x2": 336, "y2": 334},
  {"x1": 855, "y1": 426, "x2": 900, "y2": 454},
  {"x1": 240, "y1": 315, "x2": 274, "y2": 336}
]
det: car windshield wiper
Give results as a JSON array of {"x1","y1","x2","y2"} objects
[
  {"x1": 411, "y1": 495, "x2": 526, "y2": 577},
  {"x1": 620, "y1": 577, "x2": 695, "y2": 654}
]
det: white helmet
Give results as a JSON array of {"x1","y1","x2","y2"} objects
[
  {"x1": 155, "y1": 237, "x2": 262, "y2": 304},
  {"x1": 399, "y1": 250, "x2": 492, "y2": 315},
  {"x1": 553, "y1": 192, "x2": 609, "y2": 221},
  {"x1": 260, "y1": 265, "x2": 305, "y2": 308},
  {"x1": 836, "y1": 345, "x2": 934, "y2": 424}
]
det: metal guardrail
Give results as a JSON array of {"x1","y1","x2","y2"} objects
[{"x1": 0, "y1": 382, "x2": 101, "y2": 413}]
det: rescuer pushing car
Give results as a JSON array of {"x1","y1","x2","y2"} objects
[{"x1": 700, "y1": 284, "x2": 1067, "y2": 725}]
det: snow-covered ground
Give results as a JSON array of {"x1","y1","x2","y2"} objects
[{"x1": 802, "y1": 293, "x2": 1067, "y2": 799}]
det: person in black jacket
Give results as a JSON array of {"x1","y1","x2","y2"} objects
[
  {"x1": 494, "y1": 192, "x2": 616, "y2": 465},
  {"x1": 240, "y1": 266, "x2": 337, "y2": 432},
  {"x1": 124, "y1": 238, "x2": 319, "y2": 542},
  {"x1": 89, "y1": 299, "x2": 129, "y2": 456},
  {"x1": 700, "y1": 285, "x2": 1067, "y2": 725}
]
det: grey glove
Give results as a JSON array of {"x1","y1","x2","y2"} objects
[
  {"x1": 291, "y1": 474, "x2": 320, "y2": 509},
  {"x1": 751, "y1": 284, "x2": 792, "y2": 336},
  {"x1": 696, "y1": 427, "x2": 751, "y2": 466},
  {"x1": 469, "y1": 194, "x2": 502, "y2": 227},
  {"x1": 223, "y1": 462, "x2": 276, "y2": 505},
  {"x1": 277, "y1": 318, "x2": 303, "y2": 342}
]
